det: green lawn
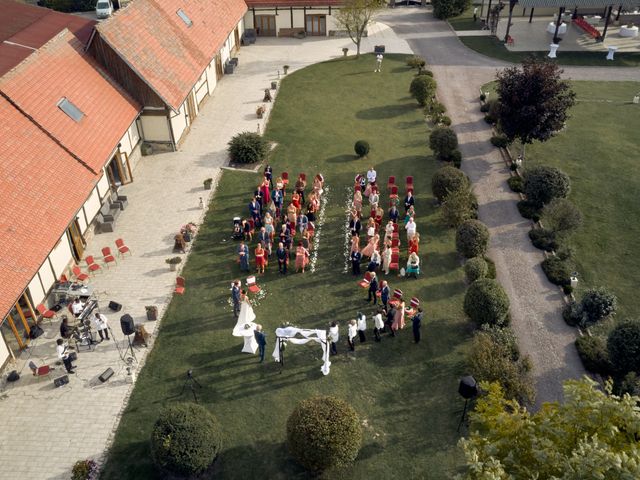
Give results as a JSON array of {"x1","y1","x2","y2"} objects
[
  {"x1": 524, "y1": 82, "x2": 640, "y2": 318},
  {"x1": 449, "y1": 6, "x2": 484, "y2": 31},
  {"x1": 101, "y1": 55, "x2": 471, "y2": 479},
  {"x1": 461, "y1": 36, "x2": 640, "y2": 67}
]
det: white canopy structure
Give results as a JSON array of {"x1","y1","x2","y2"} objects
[{"x1": 272, "y1": 327, "x2": 331, "y2": 375}]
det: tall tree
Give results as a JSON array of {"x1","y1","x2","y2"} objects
[
  {"x1": 496, "y1": 59, "x2": 576, "y2": 159},
  {"x1": 335, "y1": 0, "x2": 386, "y2": 57},
  {"x1": 458, "y1": 378, "x2": 640, "y2": 479}
]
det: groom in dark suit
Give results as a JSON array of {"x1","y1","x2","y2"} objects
[{"x1": 255, "y1": 325, "x2": 267, "y2": 363}]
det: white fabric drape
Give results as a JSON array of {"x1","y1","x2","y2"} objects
[
  {"x1": 232, "y1": 301, "x2": 258, "y2": 354},
  {"x1": 271, "y1": 327, "x2": 331, "y2": 375}
]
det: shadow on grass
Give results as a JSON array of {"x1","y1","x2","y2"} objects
[{"x1": 356, "y1": 103, "x2": 416, "y2": 120}]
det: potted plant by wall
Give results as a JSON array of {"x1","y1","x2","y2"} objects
[
  {"x1": 283, "y1": 65, "x2": 290, "y2": 74},
  {"x1": 145, "y1": 305, "x2": 158, "y2": 321},
  {"x1": 342, "y1": 47, "x2": 349, "y2": 57},
  {"x1": 203, "y1": 178, "x2": 213, "y2": 190},
  {"x1": 166, "y1": 257, "x2": 182, "y2": 271},
  {"x1": 256, "y1": 104, "x2": 266, "y2": 118}
]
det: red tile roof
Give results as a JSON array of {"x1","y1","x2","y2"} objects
[
  {"x1": 0, "y1": 29, "x2": 141, "y2": 175},
  {"x1": 0, "y1": 0, "x2": 95, "y2": 76},
  {"x1": 0, "y1": 96, "x2": 98, "y2": 320},
  {"x1": 95, "y1": 0, "x2": 247, "y2": 111},
  {"x1": 245, "y1": 0, "x2": 342, "y2": 6}
]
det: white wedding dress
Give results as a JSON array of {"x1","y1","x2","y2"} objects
[{"x1": 232, "y1": 300, "x2": 258, "y2": 354}]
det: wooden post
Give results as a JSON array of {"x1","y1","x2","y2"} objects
[
  {"x1": 290, "y1": 7, "x2": 293, "y2": 27},
  {"x1": 529, "y1": 7, "x2": 534, "y2": 23},
  {"x1": 23, "y1": 293, "x2": 37, "y2": 327},
  {"x1": 552, "y1": 7, "x2": 565, "y2": 43},
  {"x1": 504, "y1": 0, "x2": 516, "y2": 42},
  {"x1": 486, "y1": 0, "x2": 492, "y2": 24},
  {"x1": 601, "y1": 5, "x2": 613, "y2": 40},
  {"x1": 615, "y1": 4, "x2": 622, "y2": 21}
]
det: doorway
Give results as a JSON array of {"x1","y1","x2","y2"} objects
[
  {"x1": 256, "y1": 15, "x2": 276, "y2": 36},
  {"x1": 1, "y1": 292, "x2": 36, "y2": 352},
  {"x1": 234, "y1": 26, "x2": 240, "y2": 50},
  {"x1": 215, "y1": 54, "x2": 223, "y2": 81},
  {"x1": 67, "y1": 218, "x2": 85, "y2": 262},
  {"x1": 305, "y1": 15, "x2": 326, "y2": 35},
  {"x1": 186, "y1": 92, "x2": 197, "y2": 127}
]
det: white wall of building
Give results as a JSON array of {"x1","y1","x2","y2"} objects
[
  {"x1": 27, "y1": 275, "x2": 46, "y2": 307},
  {"x1": 95, "y1": 172, "x2": 110, "y2": 200},
  {"x1": 48, "y1": 233, "x2": 73, "y2": 279},
  {"x1": 0, "y1": 335, "x2": 9, "y2": 368},
  {"x1": 82, "y1": 188, "x2": 102, "y2": 228},
  {"x1": 37, "y1": 261, "x2": 56, "y2": 296},
  {"x1": 140, "y1": 114, "x2": 172, "y2": 143},
  {"x1": 244, "y1": 7, "x2": 339, "y2": 34},
  {"x1": 170, "y1": 103, "x2": 189, "y2": 144}
]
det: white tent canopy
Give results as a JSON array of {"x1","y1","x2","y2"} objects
[{"x1": 272, "y1": 326, "x2": 331, "y2": 375}]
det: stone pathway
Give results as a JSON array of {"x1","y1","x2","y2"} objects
[{"x1": 0, "y1": 25, "x2": 410, "y2": 480}]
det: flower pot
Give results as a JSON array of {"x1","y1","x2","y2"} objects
[
  {"x1": 169, "y1": 263, "x2": 177, "y2": 272},
  {"x1": 271, "y1": 81, "x2": 277, "y2": 90},
  {"x1": 257, "y1": 112, "x2": 264, "y2": 119},
  {"x1": 204, "y1": 182, "x2": 212, "y2": 190},
  {"x1": 146, "y1": 306, "x2": 158, "y2": 321}
]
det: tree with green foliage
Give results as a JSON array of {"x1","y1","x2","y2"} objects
[
  {"x1": 496, "y1": 59, "x2": 576, "y2": 159},
  {"x1": 410, "y1": 75, "x2": 437, "y2": 107},
  {"x1": 432, "y1": 0, "x2": 471, "y2": 19},
  {"x1": 335, "y1": 0, "x2": 386, "y2": 57},
  {"x1": 607, "y1": 320, "x2": 640, "y2": 374},
  {"x1": 458, "y1": 378, "x2": 640, "y2": 479},
  {"x1": 429, "y1": 126, "x2": 459, "y2": 160}
]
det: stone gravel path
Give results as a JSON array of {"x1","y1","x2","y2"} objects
[{"x1": 376, "y1": 8, "x2": 639, "y2": 407}]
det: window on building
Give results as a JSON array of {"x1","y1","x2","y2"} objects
[
  {"x1": 57, "y1": 98, "x2": 84, "y2": 122},
  {"x1": 177, "y1": 9, "x2": 192, "y2": 27}
]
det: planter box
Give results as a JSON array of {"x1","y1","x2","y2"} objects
[{"x1": 146, "y1": 306, "x2": 158, "y2": 321}]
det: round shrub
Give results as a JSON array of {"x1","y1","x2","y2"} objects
[
  {"x1": 490, "y1": 135, "x2": 509, "y2": 148},
  {"x1": 575, "y1": 335, "x2": 612, "y2": 375},
  {"x1": 607, "y1": 321, "x2": 640, "y2": 374},
  {"x1": 407, "y1": 55, "x2": 426, "y2": 69},
  {"x1": 484, "y1": 256, "x2": 497, "y2": 279},
  {"x1": 450, "y1": 149, "x2": 462, "y2": 168},
  {"x1": 431, "y1": 166, "x2": 468, "y2": 202},
  {"x1": 523, "y1": 165, "x2": 571, "y2": 208},
  {"x1": 480, "y1": 103, "x2": 490, "y2": 113},
  {"x1": 354, "y1": 140, "x2": 370, "y2": 157},
  {"x1": 416, "y1": 69, "x2": 434, "y2": 77},
  {"x1": 542, "y1": 198, "x2": 583, "y2": 235},
  {"x1": 410, "y1": 75, "x2": 437, "y2": 107},
  {"x1": 517, "y1": 200, "x2": 541, "y2": 222},
  {"x1": 541, "y1": 256, "x2": 571, "y2": 286},
  {"x1": 456, "y1": 220, "x2": 490, "y2": 258},
  {"x1": 287, "y1": 396, "x2": 362, "y2": 473},
  {"x1": 151, "y1": 402, "x2": 222, "y2": 477},
  {"x1": 479, "y1": 93, "x2": 487, "y2": 101},
  {"x1": 579, "y1": 287, "x2": 617, "y2": 326},
  {"x1": 228, "y1": 131, "x2": 268, "y2": 164},
  {"x1": 528, "y1": 227, "x2": 558, "y2": 252},
  {"x1": 439, "y1": 115, "x2": 452, "y2": 126},
  {"x1": 465, "y1": 257, "x2": 488, "y2": 283},
  {"x1": 432, "y1": 0, "x2": 470, "y2": 19},
  {"x1": 464, "y1": 278, "x2": 510, "y2": 327},
  {"x1": 508, "y1": 176, "x2": 524, "y2": 193},
  {"x1": 484, "y1": 113, "x2": 497, "y2": 124},
  {"x1": 429, "y1": 126, "x2": 458, "y2": 160},
  {"x1": 441, "y1": 186, "x2": 477, "y2": 227}
]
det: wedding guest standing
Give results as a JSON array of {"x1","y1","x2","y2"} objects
[
  {"x1": 404, "y1": 191, "x2": 415, "y2": 213},
  {"x1": 386, "y1": 306, "x2": 397, "y2": 337},
  {"x1": 381, "y1": 246, "x2": 392, "y2": 275},
  {"x1": 255, "y1": 244, "x2": 266, "y2": 274},
  {"x1": 238, "y1": 242, "x2": 250, "y2": 272},
  {"x1": 367, "y1": 272, "x2": 379, "y2": 304},
  {"x1": 388, "y1": 205, "x2": 400, "y2": 223},
  {"x1": 276, "y1": 242, "x2": 288, "y2": 274},
  {"x1": 357, "y1": 312, "x2": 367, "y2": 343},
  {"x1": 392, "y1": 300, "x2": 406, "y2": 333},
  {"x1": 254, "y1": 325, "x2": 267, "y2": 363},
  {"x1": 295, "y1": 174, "x2": 307, "y2": 204},
  {"x1": 351, "y1": 249, "x2": 362, "y2": 275},
  {"x1": 295, "y1": 241, "x2": 310, "y2": 273},
  {"x1": 264, "y1": 164, "x2": 273, "y2": 188},
  {"x1": 348, "y1": 319, "x2": 357, "y2": 352},
  {"x1": 412, "y1": 308, "x2": 423, "y2": 343},
  {"x1": 367, "y1": 166, "x2": 377, "y2": 184},
  {"x1": 368, "y1": 249, "x2": 381, "y2": 272},
  {"x1": 329, "y1": 321, "x2": 339, "y2": 355},
  {"x1": 379, "y1": 280, "x2": 390, "y2": 308},
  {"x1": 405, "y1": 217, "x2": 417, "y2": 242},
  {"x1": 373, "y1": 308, "x2": 384, "y2": 342},
  {"x1": 231, "y1": 280, "x2": 241, "y2": 317}
]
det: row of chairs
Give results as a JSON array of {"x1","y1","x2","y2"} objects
[
  {"x1": 74, "y1": 239, "x2": 132, "y2": 279},
  {"x1": 387, "y1": 176, "x2": 413, "y2": 194}
]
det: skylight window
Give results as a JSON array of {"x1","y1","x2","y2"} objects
[
  {"x1": 177, "y1": 9, "x2": 192, "y2": 27},
  {"x1": 57, "y1": 98, "x2": 84, "y2": 122}
]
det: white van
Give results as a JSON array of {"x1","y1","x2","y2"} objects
[{"x1": 95, "y1": 0, "x2": 113, "y2": 19}]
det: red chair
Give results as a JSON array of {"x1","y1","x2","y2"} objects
[
  {"x1": 101, "y1": 247, "x2": 117, "y2": 268},
  {"x1": 36, "y1": 304, "x2": 56, "y2": 322},
  {"x1": 389, "y1": 185, "x2": 399, "y2": 199},
  {"x1": 299, "y1": 173, "x2": 306, "y2": 182},
  {"x1": 358, "y1": 271, "x2": 373, "y2": 288},
  {"x1": 392, "y1": 223, "x2": 400, "y2": 241},
  {"x1": 282, "y1": 172, "x2": 289, "y2": 187},
  {"x1": 247, "y1": 276, "x2": 261, "y2": 293},
  {"x1": 115, "y1": 238, "x2": 131, "y2": 256},
  {"x1": 387, "y1": 176, "x2": 395, "y2": 191},
  {"x1": 59, "y1": 274, "x2": 69, "y2": 283},
  {"x1": 391, "y1": 238, "x2": 400, "y2": 253},
  {"x1": 29, "y1": 361, "x2": 52, "y2": 381},
  {"x1": 389, "y1": 253, "x2": 400, "y2": 272},
  {"x1": 175, "y1": 276, "x2": 186, "y2": 295},
  {"x1": 86, "y1": 256, "x2": 101, "y2": 274},
  {"x1": 72, "y1": 265, "x2": 89, "y2": 282},
  {"x1": 406, "y1": 176, "x2": 414, "y2": 194}
]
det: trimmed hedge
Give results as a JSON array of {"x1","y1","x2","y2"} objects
[
  {"x1": 150, "y1": 403, "x2": 222, "y2": 476},
  {"x1": 228, "y1": 131, "x2": 268, "y2": 164},
  {"x1": 517, "y1": 200, "x2": 541, "y2": 222},
  {"x1": 575, "y1": 335, "x2": 612, "y2": 375},
  {"x1": 429, "y1": 127, "x2": 459, "y2": 160},
  {"x1": 608, "y1": 321, "x2": 640, "y2": 374},
  {"x1": 541, "y1": 256, "x2": 571, "y2": 286},
  {"x1": 464, "y1": 279, "x2": 510, "y2": 327},
  {"x1": 410, "y1": 75, "x2": 437, "y2": 107},
  {"x1": 407, "y1": 55, "x2": 427, "y2": 69},
  {"x1": 508, "y1": 176, "x2": 524, "y2": 193},
  {"x1": 490, "y1": 135, "x2": 509, "y2": 148},
  {"x1": 431, "y1": 166, "x2": 468, "y2": 202},
  {"x1": 287, "y1": 396, "x2": 362, "y2": 472},
  {"x1": 465, "y1": 257, "x2": 488, "y2": 283},
  {"x1": 354, "y1": 140, "x2": 370, "y2": 157},
  {"x1": 528, "y1": 228, "x2": 558, "y2": 252},
  {"x1": 432, "y1": 0, "x2": 471, "y2": 19},
  {"x1": 580, "y1": 287, "x2": 617, "y2": 325},
  {"x1": 523, "y1": 165, "x2": 571, "y2": 208},
  {"x1": 456, "y1": 220, "x2": 490, "y2": 259}
]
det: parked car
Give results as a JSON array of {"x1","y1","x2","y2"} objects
[{"x1": 95, "y1": 0, "x2": 113, "y2": 19}]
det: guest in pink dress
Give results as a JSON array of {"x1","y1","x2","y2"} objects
[
  {"x1": 392, "y1": 300, "x2": 406, "y2": 331},
  {"x1": 361, "y1": 234, "x2": 379, "y2": 259}
]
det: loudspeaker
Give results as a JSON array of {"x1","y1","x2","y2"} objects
[
  {"x1": 109, "y1": 301, "x2": 122, "y2": 312},
  {"x1": 120, "y1": 314, "x2": 135, "y2": 336},
  {"x1": 99, "y1": 367, "x2": 114, "y2": 383},
  {"x1": 458, "y1": 375, "x2": 478, "y2": 400},
  {"x1": 29, "y1": 324, "x2": 44, "y2": 339},
  {"x1": 54, "y1": 375, "x2": 69, "y2": 388},
  {"x1": 7, "y1": 370, "x2": 20, "y2": 382}
]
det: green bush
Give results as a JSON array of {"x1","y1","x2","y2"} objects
[
  {"x1": 490, "y1": 135, "x2": 509, "y2": 148},
  {"x1": 507, "y1": 176, "x2": 524, "y2": 193},
  {"x1": 430, "y1": 102, "x2": 447, "y2": 115},
  {"x1": 562, "y1": 284, "x2": 574, "y2": 295},
  {"x1": 484, "y1": 113, "x2": 497, "y2": 124},
  {"x1": 431, "y1": 165, "x2": 468, "y2": 202},
  {"x1": 523, "y1": 165, "x2": 571, "y2": 208},
  {"x1": 541, "y1": 256, "x2": 571, "y2": 286},
  {"x1": 439, "y1": 115, "x2": 452, "y2": 126},
  {"x1": 618, "y1": 372, "x2": 640, "y2": 396},
  {"x1": 579, "y1": 287, "x2": 617, "y2": 326},
  {"x1": 432, "y1": 0, "x2": 471, "y2": 19},
  {"x1": 441, "y1": 186, "x2": 478, "y2": 227},
  {"x1": 150, "y1": 403, "x2": 222, "y2": 476},
  {"x1": 71, "y1": 460, "x2": 97, "y2": 480},
  {"x1": 354, "y1": 140, "x2": 370, "y2": 157},
  {"x1": 450, "y1": 149, "x2": 462, "y2": 167},
  {"x1": 416, "y1": 69, "x2": 434, "y2": 77},
  {"x1": 487, "y1": 99, "x2": 501, "y2": 119},
  {"x1": 575, "y1": 335, "x2": 613, "y2": 375},
  {"x1": 228, "y1": 131, "x2": 268, "y2": 164},
  {"x1": 287, "y1": 396, "x2": 362, "y2": 472},
  {"x1": 608, "y1": 321, "x2": 640, "y2": 374},
  {"x1": 480, "y1": 103, "x2": 489, "y2": 113},
  {"x1": 410, "y1": 75, "x2": 437, "y2": 107},
  {"x1": 469, "y1": 327, "x2": 535, "y2": 404},
  {"x1": 465, "y1": 257, "x2": 489, "y2": 283},
  {"x1": 464, "y1": 279, "x2": 510, "y2": 327},
  {"x1": 563, "y1": 302, "x2": 580, "y2": 326},
  {"x1": 542, "y1": 198, "x2": 583, "y2": 236},
  {"x1": 429, "y1": 127, "x2": 458, "y2": 160},
  {"x1": 456, "y1": 220, "x2": 490, "y2": 259},
  {"x1": 517, "y1": 200, "x2": 541, "y2": 222},
  {"x1": 407, "y1": 55, "x2": 427, "y2": 69},
  {"x1": 484, "y1": 256, "x2": 497, "y2": 279},
  {"x1": 528, "y1": 228, "x2": 558, "y2": 252},
  {"x1": 40, "y1": 0, "x2": 94, "y2": 12}
]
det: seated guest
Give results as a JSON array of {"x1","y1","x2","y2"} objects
[
  {"x1": 70, "y1": 298, "x2": 85, "y2": 318},
  {"x1": 404, "y1": 191, "x2": 415, "y2": 213},
  {"x1": 388, "y1": 205, "x2": 400, "y2": 223},
  {"x1": 60, "y1": 316, "x2": 74, "y2": 339},
  {"x1": 406, "y1": 252, "x2": 420, "y2": 278}
]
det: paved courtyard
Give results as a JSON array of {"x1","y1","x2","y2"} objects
[{"x1": 0, "y1": 23, "x2": 410, "y2": 480}]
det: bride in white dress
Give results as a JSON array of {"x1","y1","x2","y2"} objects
[{"x1": 232, "y1": 296, "x2": 258, "y2": 354}]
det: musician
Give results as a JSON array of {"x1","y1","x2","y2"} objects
[
  {"x1": 93, "y1": 312, "x2": 110, "y2": 341},
  {"x1": 59, "y1": 316, "x2": 74, "y2": 339},
  {"x1": 70, "y1": 297, "x2": 85, "y2": 317},
  {"x1": 56, "y1": 338, "x2": 75, "y2": 373}
]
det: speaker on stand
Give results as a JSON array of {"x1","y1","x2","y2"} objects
[
  {"x1": 457, "y1": 375, "x2": 478, "y2": 432},
  {"x1": 120, "y1": 314, "x2": 137, "y2": 363}
]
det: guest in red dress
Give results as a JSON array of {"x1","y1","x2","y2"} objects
[{"x1": 255, "y1": 244, "x2": 267, "y2": 274}]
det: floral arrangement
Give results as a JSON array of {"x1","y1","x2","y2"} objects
[
  {"x1": 309, "y1": 184, "x2": 329, "y2": 273},
  {"x1": 342, "y1": 185, "x2": 355, "y2": 273},
  {"x1": 72, "y1": 459, "x2": 98, "y2": 480}
]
